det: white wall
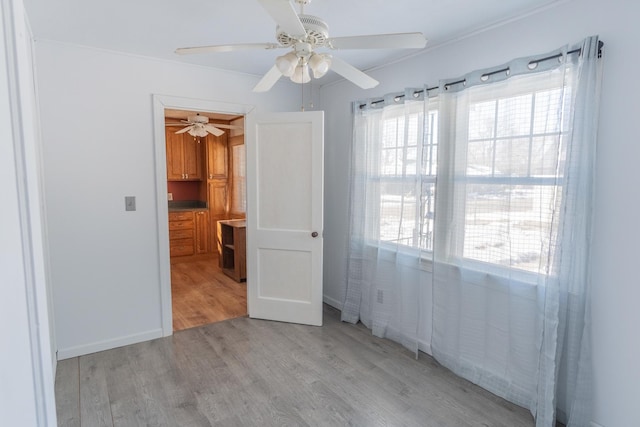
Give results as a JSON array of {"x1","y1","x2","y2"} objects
[
  {"x1": 1, "y1": 0, "x2": 57, "y2": 425},
  {"x1": 34, "y1": 40, "x2": 307, "y2": 358},
  {"x1": 319, "y1": 0, "x2": 640, "y2": 425}
]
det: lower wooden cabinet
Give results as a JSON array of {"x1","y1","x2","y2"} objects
[
  {"x1": 169, "y1": 211, "x2": 195, "y2": 257},
  {"x1": 194, "y1": 210, "x2": 209, "y2": 254},
  {"x1": 168, "y1": 209, "x2": 210, "y2": 257}
]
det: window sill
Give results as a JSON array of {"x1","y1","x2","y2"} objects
[{"x1": 363, "y1": 241, "x2": 434, "y2": 273}]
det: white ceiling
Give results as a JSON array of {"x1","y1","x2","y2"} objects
[{"x1": 24, "y1": 0, "x2": 561, "y2": 86}]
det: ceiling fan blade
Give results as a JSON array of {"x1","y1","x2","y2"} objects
[
  {"x1": 165, "y1": 123, "x2": 185, "y2": 126},
  {"x1": 253, "y1": 65, "x2": 283, "y2": 92},
  {"x1": 175, "y1": 126, "x2": 192, "y2": 134},
  {"x1": 208, "y1": 124, "x2": 243, "y2": 130},
  {"x1": 256, "y1": 0, "x2": 306, "y2": 37},
  {"x1": 204, "y1": 124, "x2": 226, "y2": 137},
  {"x1": 329, "y1": 32, "x2": 427, "y2": 50},
  {"x1": 330, "y1": 56, "x2": 379, "y2": 89},
  {"x1": 176, "y1": 43, "x2": 280, "y2": 55}
]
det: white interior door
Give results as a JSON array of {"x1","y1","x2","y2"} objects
[{"x1": 246, "y1": 111, "x2": 324, "y2": 326}]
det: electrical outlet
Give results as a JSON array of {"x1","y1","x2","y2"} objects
[
  {"x1": 167, "y1": 192, "x2": 173, "y2": 201},
  {"x1": 125, "y1": 196, "x2": 136, "y2": 211}
]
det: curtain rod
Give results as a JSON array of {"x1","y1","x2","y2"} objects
[{"x1": 359, "y1": 41, "x2": 603, "y2": 110}]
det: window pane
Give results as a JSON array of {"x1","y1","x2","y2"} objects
[
  {"x1": 372, "y1": 105, "x2": 435, "y2": 251},
  {"x1": 405, "y1": 146, "x2": 417, "y2": 175},
  {"x1": 420, "y1": 182, "x2": 436, "y2": 251},
  {"x1": 469, "y1": 100, "x2": 496, "y2": 139},
  {"x1": 494, "y1": 137, "x2": 530, "y2": 177},
  {"x1": 407, "y1": 114, "x2": 420, "y2": 146},
  {"x1": 533, "y1": 89, "x2": 563, "y2": 134},
  {"x1": 429, "y1": 144, "x2": 438, "y2": 176},
  {"x1": 467, "y1": 140, "x2": 494, "y2": 176},
  {"x1": 383, "y1": 117, "x2": 402, "y2": 148},
  {"x1": 496, "y1": 94, "x2": 532, "y2": 137},
  {"x1": 379, "y1": 181, "x2": 418, "y2": 245},
  {"x1": 380, "y1": 195, "x2": 400, "y2": 242},
  {"x1": 381, "y1": 148, "x2": 398, "y2": 175},
  {"x1": 530, "y1": 135, "x2": 561, "y2": 176},
  {"x1": 425, "y1": 110, "x2": 438, "y2": 176},
  {"x1": 463, "y1": 183, "x2": 557, "y2": 272}
]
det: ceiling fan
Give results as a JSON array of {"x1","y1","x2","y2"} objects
[
  {"x1": 175, "y1": 0, "x2": 427, "y2": 92},
  {"x1": 165, "y1": 114, "x2": 242, "y2": 137}
]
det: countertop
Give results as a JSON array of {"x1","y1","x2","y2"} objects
[
  {"x1": 168, "y1": 200, "x2": 207, "y2": 212},
  {"x1": 168, "y1": 207, "x2": 208, "y2": 212}
]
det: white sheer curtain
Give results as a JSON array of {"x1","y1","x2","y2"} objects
[
  {"x1": 431, "y1": 36, "x2": 602, "y2": 426},
  {"x1": 342, "y1": 89, "x2": 433, "y2": 354}
]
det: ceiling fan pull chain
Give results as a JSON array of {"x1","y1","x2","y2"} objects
[{"x1": 301, "y1": 76, "x2": 305, "y2": 111}]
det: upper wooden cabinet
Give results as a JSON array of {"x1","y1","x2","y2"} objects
[
  {"x1": 206, "y1": 133, "x2": 228, "y2": 180},
  {"x1": 166, "y1": 129, "x2": 204, "y2": 181}
]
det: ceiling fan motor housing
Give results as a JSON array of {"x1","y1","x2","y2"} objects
[
  {"x1": 187, "y1": 114, "x2": 209, "y2": 124},
  {"x1": 276, "y1": 14, "x2": 329, "y2": 48}
]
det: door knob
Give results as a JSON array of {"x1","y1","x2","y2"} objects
[{"x1": 311, "y1": 231, "x2": 319, "y2": 238}]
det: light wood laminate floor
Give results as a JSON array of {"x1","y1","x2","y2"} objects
[
  {"x1": 171, "y1": 254, "x2": 247, "y2": 331},
  {"x1": 55, "y1": 305, "x2": 535, "y2": 427}
]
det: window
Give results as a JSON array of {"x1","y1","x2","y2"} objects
[
  {"x1": 460, "y1": 87, "x2": 568, "y2": 273},
  {"x1": 368, "y1": 102, "x2": 437, "y2": 252},
  {"x1": 230, "y1": 144, "x2": 246, "y2": 214},
  {"x1": 360, "y1": 79, "x2": 569, "y2": 275}
]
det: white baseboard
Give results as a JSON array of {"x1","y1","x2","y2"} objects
[
  {"x1": 57, "y1": 328, "x2": 163, "y2": 360},
  {"x1": 323, "y1": 295, "x2": 343, "y2": 310},
  {"x1": 418, "y1": 338, "x2": 432, "y2": 356},
  {"x1": 322, "y1": 295, "x2": 433, "y2": 355}
]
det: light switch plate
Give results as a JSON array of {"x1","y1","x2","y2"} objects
[
  {"x1": 125, "y1": 196, "x2": 136, "y2": 211},
  {"x1": 167, "y1": 192, "x2": 173, "y2": 201}
]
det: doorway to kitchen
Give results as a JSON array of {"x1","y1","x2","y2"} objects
[{"x1": 153, "y1": 95, "x2": 253, "y2": 335}]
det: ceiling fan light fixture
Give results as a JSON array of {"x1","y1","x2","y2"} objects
[
  {"x1": 308, "y1": 53, "x2": 331, "y2": 78},
  {"x1": 276, "y1": 52, "x2": 298, "y2": 77},
  {"x1": 290, "y1": 63, "x2": 311, "y2": 84},
  {"x1": 187, "y1": 126, "x2": 208, "y2": 138}
]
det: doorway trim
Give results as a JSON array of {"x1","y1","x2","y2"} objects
[{"x1": 152, "y1": 94, "x2": 255, "y2": 336}]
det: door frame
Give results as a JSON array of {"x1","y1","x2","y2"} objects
[{"x1": 152, "y1": 95, "x2": 254, "y2": 336}]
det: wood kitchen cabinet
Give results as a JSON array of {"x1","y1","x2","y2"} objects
[
  {"x1": 206, "y1": 133, "x2": 228, "y2": 180},
  {"x1": 166, "y1": 129, "x2": 204, "y2": 181},
  {"x1": 208, "y1": 181, "x2": 227, "y2": 252},
  {"x1": 208, "y1": 182, "x2": 227, "y2": 220},
  {"x1": 194, "y1": 210, "x2": 209, "y2": 254},
  {"x1": 168, "y1": 211, "x2": 195, "y2": 257}
]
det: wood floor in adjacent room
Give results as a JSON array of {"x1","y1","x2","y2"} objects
[
  {"x1": 171, "y1": 254, "x2": 247, "y2": 331},
  {"x1": 55, "y1": 305, "x2": 535, "y2": 427}
]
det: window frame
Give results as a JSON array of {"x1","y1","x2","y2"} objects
[
  {"x1": 451, "y1": 78, "x2": 571, "y2": 278},
  {"x1": 364, "y1": 101, "x2": 438, "y2": 257},
  {"x1": 228, "y1": 138, "x2": 246, "y2": 217}
]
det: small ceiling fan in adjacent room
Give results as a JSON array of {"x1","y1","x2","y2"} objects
[
  {"x1": 165, "y1": 114, "x2": 242, "y2": 137},
  {"x1": 175, "y1": 0, "x2": 427, "y2": 92}
]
